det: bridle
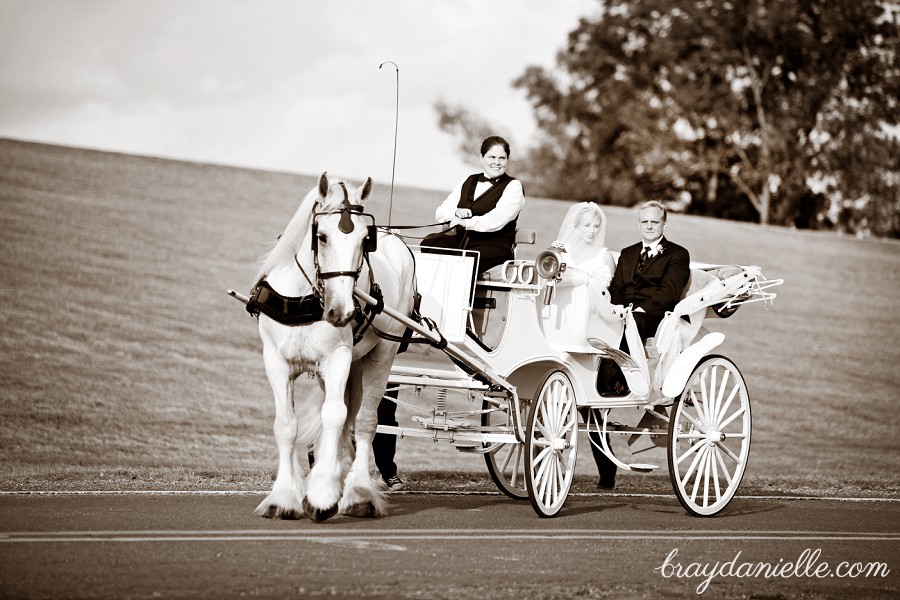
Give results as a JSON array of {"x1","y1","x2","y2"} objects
[{"x1": 296, "y1": 182, "x2": 378, "y2": 296}]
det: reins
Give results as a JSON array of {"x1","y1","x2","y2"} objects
[{"x1": 376, "y1": 221, "x2": 451, "y2": 241}]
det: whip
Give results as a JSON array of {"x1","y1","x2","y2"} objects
[{"x1": 379, "y1": 60, "x2": 399, "y2": 226}]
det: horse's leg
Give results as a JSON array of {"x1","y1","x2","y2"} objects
[
  {"x1": 302, "y1": 344, "x2": 352, "y2": 522},
  {"x1": 254, "y1": 345, "x2": 305, "y2": 519},
  {"x1": 340, "y1": 351, "x2": 391, "y2": 518}
]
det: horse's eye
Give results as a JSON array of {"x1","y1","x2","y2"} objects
[{"x1": 317, "y1": 233, "x2": 327, "y2": 245}]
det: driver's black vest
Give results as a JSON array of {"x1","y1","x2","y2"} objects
[{"x1": 456, "y1": 173, "x2": 518, "y2": 250}]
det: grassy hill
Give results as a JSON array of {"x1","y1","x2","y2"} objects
[{"x1": 1, "y1": 138, "x2": 898, "y2": 495}]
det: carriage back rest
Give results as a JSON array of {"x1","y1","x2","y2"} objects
[
  {"x1": 477, "y1": 229, "x2": 537, "y2": 282},
  {"x1": 515, "y1": 228, "x2": 536, "y2": 248}
]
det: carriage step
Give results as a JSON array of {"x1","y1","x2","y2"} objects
[
  {"x1": 627, "y1": 463, "x2": 659, "y2": 473},
  {"x1": 411, "y1": 416, "x2": 471, "y2": 431},
  {"x1": 454, "y1": 443, "x2": 484, "y2": 453}
]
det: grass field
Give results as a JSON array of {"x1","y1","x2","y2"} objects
[{"x1": 1, "y1": 138, "x2": 898, "y2": 496}]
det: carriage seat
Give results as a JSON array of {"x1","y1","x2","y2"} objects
[{"x1": 470, "y1": 229, "x2": 537, "y2": 349}]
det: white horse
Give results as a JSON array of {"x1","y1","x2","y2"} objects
[{"x1": 252, "y1": 172, "x2": 414, "y2": 522}]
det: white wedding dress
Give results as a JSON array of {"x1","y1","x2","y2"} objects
[{"x1": 542, "y1": 203, "x2": 621, "y2": 352}]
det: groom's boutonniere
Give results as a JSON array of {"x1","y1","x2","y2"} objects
[{"x1": 648, "y1": 244, "x2": 664, "y2": 258}]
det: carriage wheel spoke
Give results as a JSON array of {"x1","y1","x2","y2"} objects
[
  {"x1": 712, "y1": 369, "x2": 732, "y2": 421},
  {"x1": 717, "y1": 405, "x2": 745, "y2": 431},
  {"x1": 714, "y1": 446, "x2": 734, "y2": 487},
  {"x1": 547, "y1": 458, "x2": 558, "y2": 506},
  {"x1": 707, "y1": 367, "x2": 719, "y2": 424},
  {"x1": 535, "y1": 403, "x2": 552, "y2": 440},
  {"x1": 698, "y1": 372, "x2": 712, "y2": 425},
  {"x1": 539, "y1": 455, "x2": 552, "y2": 503},
  {"x1": 547, "y1": 382, "x2": 561, "y2": 432},
  {"x1": 711, "y1": 446, "x2": 723, "y2": 501},
  {"x1": 508, "y1": 446, "x2": 522, "y2": 487},
  {"x1": 713, "y1": 384, "x2": 740, "y2": 427},
  {"x1": 676, "y1": 438, "x2": 705, "y2": 466},
  {"x1": 719, "y1": 442, "x2": 743, "y2": 465},
  {"x1": 532, "y1": 443, "x2": 553, "y2": 468},
  {"x1": 685, "y1": 392, "x2": 709, "y2": 432},
  {"x1": 702, "y1": 448, "x2": 712, "y2": 507},
  {"x1": 683, "y1": 441, "x2": 707, "y2": 483},
  {"x1": 689, "y1": 447, "x2": 710, "y2": 503}
]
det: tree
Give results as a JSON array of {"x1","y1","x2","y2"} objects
[
  {"x1": 511, "y1": 0, "x2": 897, "y2": 227},
  {"x1": 437, "y1": 0, "x2": 897, "y2": 233}
]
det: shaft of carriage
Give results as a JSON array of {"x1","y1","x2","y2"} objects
[{"x1": 352, "y1": 286, "x2": 526, "y2": 443}]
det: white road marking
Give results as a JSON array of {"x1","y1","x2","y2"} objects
[
  {"x1": 1, "y1": 490, "x2": 898, "y2": 502},
  {"x1": 2, "y1": 529, "x2": 898, "y2": 543}
]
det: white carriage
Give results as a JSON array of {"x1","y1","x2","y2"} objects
[{"x1": 362, "y1": 230, "x2": 782, "y2": 518}]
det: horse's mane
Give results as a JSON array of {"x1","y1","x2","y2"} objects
[{"x1": 255, "y1": 178, "x2": 351, "y2": 282}]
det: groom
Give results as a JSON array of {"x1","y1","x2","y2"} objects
[
  {"x1": 591, "y1": 200, "x2": 691, "y2": 488},
  {"x1": 609, "y1": 200, "x2": 691, "y2": 347}
]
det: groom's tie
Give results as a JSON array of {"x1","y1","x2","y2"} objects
[{"x1": 638, "y1": 246, "x2": 649, "y2": 270}]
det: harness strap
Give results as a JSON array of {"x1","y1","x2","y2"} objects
[
  {"x1": 352, "y1": 281, "x2": 383, "y2": 345},
  {"x1": 246, "y1": 280, "x2": 324, "y2": 325},
  {"x1": 371, "y1": 314, "x2": 447, "y2": 350}
]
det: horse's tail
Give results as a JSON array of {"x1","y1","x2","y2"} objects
[{"x1": 295, "y1": 393, "x2": 321, "y2": 464}]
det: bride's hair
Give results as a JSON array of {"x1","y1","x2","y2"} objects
[{"x1": 556, "y1": 202, "x2": 608, "y2": 263}]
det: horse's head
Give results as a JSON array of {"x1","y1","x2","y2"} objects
[{"x1": 312, "y1": 172, "x2": 377, "y2": 327}]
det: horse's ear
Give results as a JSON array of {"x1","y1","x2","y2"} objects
[
  {"x1": 318, "y1": 172, "x2": 329, "y2": 198},
  {"x1": 360, "y1": 177, "x2": 373, "y2": 201}
]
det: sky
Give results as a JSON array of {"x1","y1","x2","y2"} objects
[{"x1": 0, "y1": 0, "x2": 598, "y2": 190}]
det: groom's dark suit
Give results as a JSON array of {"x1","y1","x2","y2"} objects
[
  {"x1": 590, "y1": 236, "x2": 690, "y2": 487},
  {"x1": 609, "y1": 236, "x2": 691, "y2": 341}
]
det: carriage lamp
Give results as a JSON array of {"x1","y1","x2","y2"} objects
[
  {"x1": 535, "y1": 248, "x2": 567, "y2": 280},
  {"x1": 536, "y1": 247, "x2": 567, "y2": 305}
]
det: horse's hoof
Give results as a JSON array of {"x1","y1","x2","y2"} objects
[
  {"x1": 256, "y1": 503, "x2": 304, "y2": 520},
  {"x1": 342, "y1": 502, "x2": 378, "y2": 518},
  {"x1": 302, "y1": 498, "x2": 338, "y2": 523}
]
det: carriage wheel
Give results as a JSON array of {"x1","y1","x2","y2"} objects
[
  {"x1": 482, "y1": 397, "x2": 528, "y2": 500},
  {"x1": 524, "y1": 371, "x2": 578, "y2": 517},
  {"x1": 667, "y1": 355, "x2": 751, "y2": 516}
]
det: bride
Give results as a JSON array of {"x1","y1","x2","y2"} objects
[
  {"x1": 553, "y1": 202, "x2": 617, "y2": 312},
  {"x1": 554, "y1": 201, "x2": 620, "y2": 489}
]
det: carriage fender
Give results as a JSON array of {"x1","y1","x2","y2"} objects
[{"x1": 660, "y1": 332, "x2": 726, "y2": 399}]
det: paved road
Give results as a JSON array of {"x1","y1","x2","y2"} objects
[{"x1": 1, "y1": 491, "x2": 898, "y2": 599}]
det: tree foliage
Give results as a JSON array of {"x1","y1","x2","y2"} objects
[{"x1": 439, "y1": 0, "x2": 898, "y2": 235}]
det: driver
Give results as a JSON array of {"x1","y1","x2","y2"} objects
[{"x1": 422, "y1": 136, "x2": 525, "y2": 275}]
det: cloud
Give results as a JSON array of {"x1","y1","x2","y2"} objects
[{"x1": 0, "y1": 0, "x2": 597, "y2": 189}]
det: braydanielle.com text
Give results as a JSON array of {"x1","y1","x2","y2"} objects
[{"x1": 655, "y1": 548, "x2": 890, "y2": 594}]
